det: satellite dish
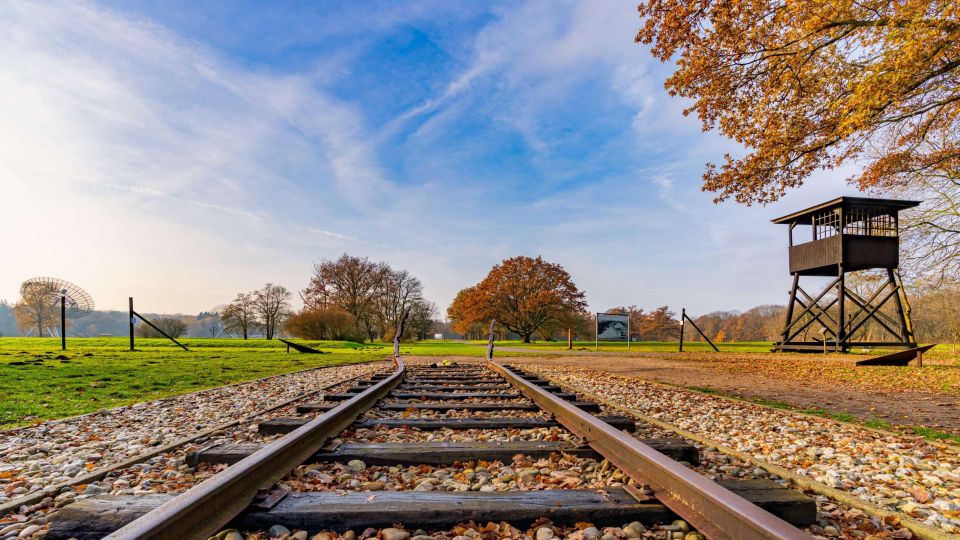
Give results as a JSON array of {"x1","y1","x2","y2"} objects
[{"x1": 19, "y1": 277, "x2": 95, "y2": 319}]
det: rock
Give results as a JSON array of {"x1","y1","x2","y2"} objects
[
  {"x1": 581, "y1": 527, "x2": 600, "y2": 540},
  {"x1": 684, "y1": 534, "x2": 705, "y2": 540},
  {"x1": 291, "y1": 532, "x2": 308, "y2": 540},
  {"x1": 268, "y1": 524, "x2": 291, "y2": 537},
  {"x1": 347, "y1": 460, "x2": 367, "y2": 472},
  {"x1": 361, "y1": 481, "x2": 385, "y2": 491},
  {"x1": 381, "y1": 528, "x2": 410, "y2": 540},
  {"x1": 535, "y1": 527, "x2": 554, "y2": 540},
  {"x1": 222, "y1": 531, "x2": 244, "y2": 540},
  {"x1": 17, "y1": 525, "x2": 42, "y2": 538},
  {"x1": 310, "y1": 533, "x2": 333, "y2": 540}
]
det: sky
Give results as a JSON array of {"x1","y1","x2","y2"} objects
[{"x1": 0, "y1": 0, "x2": 862, "y2": 317}]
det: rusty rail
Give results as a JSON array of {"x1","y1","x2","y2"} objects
[
  {"x1": 105, "y1": 355, "x2": 405, "y2": 540},
  {"x1": 487, "y1": 361, "x2": 808, "y2": 540}
]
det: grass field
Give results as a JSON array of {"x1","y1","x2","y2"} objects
[{"x1": 0, "y1": 337, "x2": 486, "y2": 428}]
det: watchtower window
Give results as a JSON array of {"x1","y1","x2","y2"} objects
[
  {"x1": 843, "y1": 207, "x2": 898, "y2": 237},
  {"x1": 812, "y1": 210, "x2": 840, "y2": 240}
]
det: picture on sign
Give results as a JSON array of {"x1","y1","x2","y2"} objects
[{"x1": 597, "y1": 312, "x2": 629, "y2": 341}]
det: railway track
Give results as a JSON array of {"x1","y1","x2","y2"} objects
[{"x1": 48, "y1": 355, "x2": 817, "y2": 540}]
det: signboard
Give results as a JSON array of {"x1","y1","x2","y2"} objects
[
  {"x1": 596, "y1": 312, "x2": 631, "y2": 351},
  {"x1": 433, "y1": 333, "x2": 443, "y2": 340},
  {"x1": 596, "y1": 313, "x2": 629, "y2": 341}
]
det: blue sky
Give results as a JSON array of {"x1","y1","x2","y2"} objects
[{"x1": 0, "y1": 1, "x2": 860, "y2": 316}]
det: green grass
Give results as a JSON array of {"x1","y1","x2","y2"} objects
[{"x1": 0, "y1": 337, "x2": 485, "y2": 428}]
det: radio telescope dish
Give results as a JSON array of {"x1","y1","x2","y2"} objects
[{"x1": 19, "y1": 277, "x2": 95, "y2": 319}]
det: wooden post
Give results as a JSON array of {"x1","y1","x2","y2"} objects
[
  {"x1": 486, "y1": 319, "x2": 496, "y2": 361},
  {"x1": 595, "y1": 313, "x2": 599, "y2": 352},
  {"x1": 60, "y1": 294, "x2": 66, "y2": 351},
  {"x1": 567, "y1": 328, "x2": 572, "y2": 350},
  {"x1": 837, "y1": 265, "x2": 845, "y2": 352},
  {"x1": 129, "y1": 297, "x2": 135, "y2": 352},
  {"x1": 679, "y1": 308, "x2": 685, "y2": 352}
]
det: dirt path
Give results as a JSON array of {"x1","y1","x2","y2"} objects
[{"x1": 505, "y1": 354, "x2": 960, "y2": 436}]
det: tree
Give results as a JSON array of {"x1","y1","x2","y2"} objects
[
  {"x1": 635, "y1": 0, "x2": 960, "y2": 204},
  {"x1": 14, "y1": 282, "x2": 61, "y2": 337},
  {"x1": 254, "y1": 283, "x2": 291, "y2": 340},
  {"x1": 221, "y1": 292, "x2": 257, "y2": 339},
  {"x1": 136, "y1": 316, "x2": 188, "y2": 338},
  {"x1": 302, "y1": 254, "x2": 387, "y2": 341},
  {"x1": 407, "y1": 300, "x2": 438, "y2": 341},
  {"x1": 285, "y1": 306, "x2": 360, "y2": 341},
  {"x1": 447, "y1": 256, "x2": 587, "y2": 343},
  {"x1": 376, "y1": 269, "x2": 424, "y2": 337},
  {"x1": 889, "y1": 169, "x2": 960, "y2": 286}
]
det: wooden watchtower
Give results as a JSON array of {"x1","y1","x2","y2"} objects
[{"x1": 772, "y1": 197, "x2": 919, "y2": 352}]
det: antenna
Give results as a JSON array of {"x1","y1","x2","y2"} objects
[{"x1": 18, "y1": 277, "x2": 95, "y2": 349}]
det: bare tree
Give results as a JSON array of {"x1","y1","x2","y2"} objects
[
  {"x1": 14, "y1": 281, "x2": 61, "y2": 337},
  {"x1": 301, "y1": 254, "x2": 387, "y2": 341},
  {"x1": 221, "y1": 292, "x2": 257, "y2": 339},
  {"x1": 377, "y1": 269, "x2": 424, "y2": 337},
  {"x1": 891, "y1": 169, "x2": 960, "y2": 287},
  {"x1": 254, "y1": 283, "x2": 291, "y2": 340}
]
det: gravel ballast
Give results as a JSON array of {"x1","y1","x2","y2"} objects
[{"x1": 525, "y1": 364, "x2": 960, "y2": 535}]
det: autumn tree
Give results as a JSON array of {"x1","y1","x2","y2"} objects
[
  {"x1": 221, "y1": 292, "x2": 257, "y2": 339},
  {"x1": 447, "y1": 256, "x2": 587, "y2": 343},
  {"x1": 254, "y1": 283, "x2": 291, "y2": 340},
  {"x1": 635, "y1": 0, "x2": 960, "y2": 204}
]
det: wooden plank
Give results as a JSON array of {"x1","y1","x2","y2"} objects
[
  {"x1": 717, "y1": 480, "x2": 816, "y2": 527},
  {"x1": 188, "y1": 439, "x2": 699, "y2": 467},
  {"x1": 378, "y1": 402, "x2": 539, "y2": 411},
  {"x1": 389, "y1": 392, "x2": 522, "y2": 399},
  {"x1": 395, "y1": 384, "x2": 515, "y2": 391},
  {"x1": 403, "y1": 379, "x2": 503, "y2": 384},
  {"x1": 295, "y1": 403, "x2": 338, "y2": 413},
  {"x1": 235, "y1": 489, "x2": 672, "y2": 531},
  {"x1": 277, "y1": 339, "x2": 326, "y2": 354},
  {"x1": 46, "y1": 490, "x2": 672, "y2": 539},
  {"x1": 856, "y1": 344, "x2": 935, "y2": 366},
  {"x1": 46, "y1": 494, "x2": 174, "y2": 540},
  {"x1": 259, "y1": 415, "x2": 635, "y2": 434},
  {"x1": 300, "y1": 401, "x2": 598, "y2": 414},
  {"x1": 45, "y1": 479, "x2": 812, "y2": 540}
]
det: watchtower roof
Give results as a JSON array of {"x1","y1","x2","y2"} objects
[{"x1": 771, "y1": 197, "x2": 919, "y2": 225}]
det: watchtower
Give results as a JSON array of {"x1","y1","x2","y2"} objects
[{"x1": 771, "y1": 197, "x2": 919, "y2": 352}]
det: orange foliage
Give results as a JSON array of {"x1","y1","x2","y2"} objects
[
  {"x1": 447, "y1": 256, "x2": 587, "y2": 343},
  {"x1": 636, "y1": 0, "x2": 960, "y2": 203}
]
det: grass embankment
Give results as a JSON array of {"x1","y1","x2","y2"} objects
[{"x1": 0, "y1": 338, "x2": 484, "y2": 428}]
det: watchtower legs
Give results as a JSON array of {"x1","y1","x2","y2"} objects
[{"x1": 775, "y1": 271, "x2": 917, "y2": 352}]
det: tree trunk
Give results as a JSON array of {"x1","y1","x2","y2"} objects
[{"x1": 522, "y1": 333, "x2": 531, "y2": 343}]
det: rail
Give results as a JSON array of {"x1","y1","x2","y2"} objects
[
  {"x1": 487, "y1": 360, "x2": 808, "y2": 540},
  {"x1": 104, "y1": 355, "x2": 405, "y2": 540}
]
